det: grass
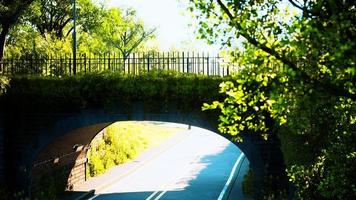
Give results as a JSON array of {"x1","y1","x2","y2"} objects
[{"x1": 87, "y1": 121, "x2": 184, "y2": 177}]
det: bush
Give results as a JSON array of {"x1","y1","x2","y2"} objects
[
  {"x1": 242, "y1": 168, "x2": 255, "y2": 198},
  {"x1": 87, "y1": 122, "x2": 182, "y2": 177},
  {"x1": 0, "y1": 76, "x2": 9, "y2": 95},
  {"x1": 1, "y1": 71, "x2": 227, "y2": 113}
]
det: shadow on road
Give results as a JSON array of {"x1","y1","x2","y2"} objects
[{"x1": 62, "y1": 142, "x2": 249, "y2": 200}]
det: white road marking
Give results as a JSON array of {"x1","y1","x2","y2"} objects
[
  {"x1": 87, "y1": 194, "x2": 99, "y2": 200},
  {"x1": 154, "y1": 191, "x2": 167, "y2": 200},
  {"x1": 145, "y1": 190, "x2": 161, "y2": 200},
  {"x1": 145, "y1": 152, "x2": 202, "y2": 200},
  {"x1": 217, "y1": 153, "x2": 245, "y2": 200}
]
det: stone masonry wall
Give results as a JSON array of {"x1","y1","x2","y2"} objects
[{"x1": 66, "y1": 129, "x2": 105, "y2": 189}]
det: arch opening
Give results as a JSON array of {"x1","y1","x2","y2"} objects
[{"x1": 30, "y1": 120, "x2": 256, "y2": 199}]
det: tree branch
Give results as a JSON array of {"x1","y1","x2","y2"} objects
[
  {"x1": 214, "y1": 0, "x2": 356, "y2": 100},
  {"x1": 288, "y1": 0, "x2": 304, "y2": 10},
  {"x1": 65, "y1": 26, "x2": 74, "y2": 37}
]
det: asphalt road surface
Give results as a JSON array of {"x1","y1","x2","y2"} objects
[{"x1": 88, "y1": 125, "x2": 248, "y2": 200}]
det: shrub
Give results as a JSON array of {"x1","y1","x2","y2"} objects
[
  {"x1": 87, "y1": 122, "x2": 182, "y2": 177},
  {"x1": 1, "y1": 71, "x2": 226, "y2": 113},
  {"x1": 242, "y1": 168, "x2": 254, "y2": 198}
]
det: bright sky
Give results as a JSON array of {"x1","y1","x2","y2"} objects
[{"x1": 107, "y1": 0, "x2": 219, "y2": 53}]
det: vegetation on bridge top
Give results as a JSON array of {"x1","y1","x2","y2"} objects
[{"x1": 0, "y1": 70, "x2": 228, "y2": 113}]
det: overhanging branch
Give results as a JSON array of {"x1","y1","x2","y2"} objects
[{"x1": 214, "y1": 0, "x2": 355, "y2": 100}]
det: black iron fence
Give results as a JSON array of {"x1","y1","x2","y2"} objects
[{"x1": 0, "y1": 52, "x2": 237, "y2": 76}]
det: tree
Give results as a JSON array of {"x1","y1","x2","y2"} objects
[
  {"x1": 101, "y1": 8, "x2": 156, "y2": 61},
  {"x1": 190, "y1": 0, "x2": 355, "y2": 100},
  {"x1": 27, "y1": 0, "x2": 105, "y2": 40},
  {"x1": 192, "y1": 0, "x2": 355, "y2": 198},
  {"x1": 5, "y1": 2, "x2": 154, "y2": 58},
  {"x1": 27, "y1": 0, "x2": 72, "y2": 39},
  {"x1": 0, "y1": 0, "x2": 34, "y2": 63},
  {"x1": 4, "y1": 0, "x2": 110, "y2": 58}
]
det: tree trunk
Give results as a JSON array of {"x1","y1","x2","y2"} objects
[{"x1": 0, "y1": 25, "x2": 9, "y2": 71}]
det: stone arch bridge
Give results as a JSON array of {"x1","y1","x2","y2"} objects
[{"x1": 0, "y1": 73, "x2": 286, "y2": 195}]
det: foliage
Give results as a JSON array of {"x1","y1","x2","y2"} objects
[
  {"x1": 87, "y1": 122, "x2": 182, "y2": 177},
  {"x1": 1, "y1": 71, "x2": 226, "y2": 113},
  {"x1": 203, "y1": 69, "x2": 278, "y2": 141},
  {"x1": 27, "y1": 0, "x2": 72, "y2": 39},
  {"x1": 6, "y1": 25, "x2": 73, "y2": 58},
  {"x1": 277, "y1": 128, "x2": 314, "y2": 168},
  {"x1": 100, "y1": 8, "x2": 156, "y2": 60},
  {"x1": 0, "y1": 165, "x2": 71, "y2": 200},
  {"x1": 87, "y1": 122, "x2": 146, "y2": 177},
  {"x1": 190, "y1": 0, "x2": 356, "y2": 198},
  {"x1": 24, "y1": 0, "x2": 104, "y2": 40},
  {"x1": 0, "y1": 75, "x2": 9, "y2": 95},
  {"x1": 287, "y1": 98, "x2": 356, "y2": 199},
  {"x1": 242, "y1": 168, "x2": 255, "y2": 198},
  {"x1": 0, "y1": 0, "x2": 34, "y2": 60},
  {"x1": 0, "y1": 186, "x2": 32, "y2": 200},
  {"x1": 0, "y1": 165, "x2": 73, "y2": 200},
  {"x1": 3, "y1": 0, "x2": 156, "y2": 59},
  {"x1": 34, "y1": 166, "x2": 69, "y2": 200}
]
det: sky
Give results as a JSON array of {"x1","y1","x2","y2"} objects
[{"x1": 107, "y1": 0, "x2": 220, "y2": 53}]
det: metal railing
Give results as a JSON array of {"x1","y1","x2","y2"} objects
[{"x1": 0, "y1": 52, "x2": 236, "y2": 77}]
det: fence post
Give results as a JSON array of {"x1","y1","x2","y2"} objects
[
  {"x1": 83, "y1": 54, "x2": 86, "y2": 74},
  {"x1": 207, "y1": 52, "x2": 209, "y2": 76},
  {"x1": 186, "y1": 52, "x2": 189, "y2": 73},
  {"x1": 162, "y1": 52, "x2": 165, "y2": 70},
  {"x1": 152, "y1": 52, "x2": 155, "y2": 71},
  {"x1": 119, "y1": 53, "x2": 123, "y2": 74},
  {"x1": 157, "y1": 52, "x2": 160, "y2": 71},
  {"x1": 175, "y1": 52, "x2": 177, "y2": 72},
  {"x1": 114, "y1": 53, "x2": 116, "y2": 71},
  {"x1": 147, "y1": 55, "x2": 150, "y2": 72},
  {"x1": 73, "y1": 54, "x2": 77, "y2": 75},
  {"x1": 103, "y1": 54, "x2": 106, "y2": 71},
  {"x1": 167, "y1": 52, "x2": 170, "y2": 71},
  {"x1": 133, "y1": 53, "x2": 135, "y2": 75},
  {"x1": 108, "y1": 54, "x2": 111, "y2": 71},
  {"x1": 178, "y1": 52, "x2": 181, "y2": 72},
  {"x1": 203, "y1": 52, "x2": 206, "y2": 75},
  {"x1": 127, "y1": 55, "x2": 130, "y2": 74},
  {"x1": 197, "y1": 52, "x2": 200, "y2": 74},
  {"x1": 182, "y1": 52, "x2": 185, "y2": 73},
  {"x1": 89, "y1": 54, "x2": 91, "y2": 72},
  {"x1": 69, "y1": 54, "x2": 72, "y2": 75},
  {"x1": 49, "y1": 54, "x2": 52, "y2": 76}
]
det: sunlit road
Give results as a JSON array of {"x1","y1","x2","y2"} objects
[{"x1": 88, "y1": 126, "x2": 246, "y2": 200}]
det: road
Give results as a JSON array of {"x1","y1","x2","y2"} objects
[{"x1": 86, "y1": 125, "x2": 248, "y2": 200}]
